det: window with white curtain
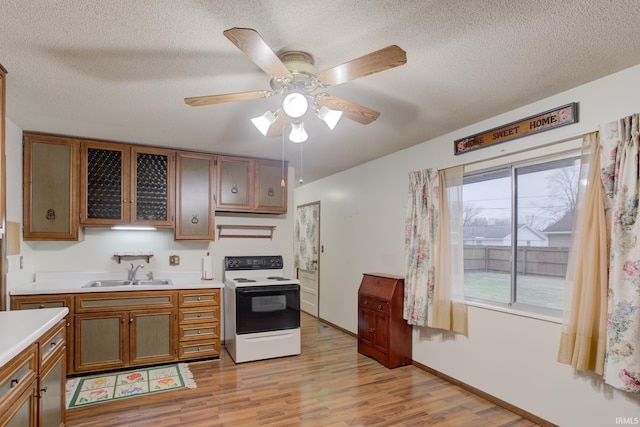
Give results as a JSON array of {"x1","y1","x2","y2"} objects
[{"x1": 462, "y1": 150, "x2": 581, "y2": 317}]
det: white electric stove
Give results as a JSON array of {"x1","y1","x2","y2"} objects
[{"x1": 223, "y1": 255, "x2": 301, "y2": 363}]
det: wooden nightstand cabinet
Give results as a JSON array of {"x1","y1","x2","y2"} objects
[{"x1": 357, "y1": 273, "x2": 412, "y2": 368}]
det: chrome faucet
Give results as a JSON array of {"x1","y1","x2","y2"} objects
[{"x1": 129, "y1": 263, "x2": 144, "y2": 282}]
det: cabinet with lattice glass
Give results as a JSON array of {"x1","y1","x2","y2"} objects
[{"x1": 80, "y1": 140, "x2": 175, "y2": 227}]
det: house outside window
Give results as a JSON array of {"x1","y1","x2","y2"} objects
[{"x1": 462, "y1": 152, "x2": 581, "y2": 317}]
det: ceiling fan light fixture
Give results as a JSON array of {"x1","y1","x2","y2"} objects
[
  {"x1": 282, "y1": 92, "x2": 308, "y2": 118},
  {"x1": 316, "y1": 106, "x2": 343, "y2": 130},
  {"x1": 289, "y1": 121, "x2": 308, "y2": 143},
  {"x1": 251, "y1": 110, "x2": 277, "y2": 135}
]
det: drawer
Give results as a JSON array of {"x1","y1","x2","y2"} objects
[
  {"x1": 179, "y1": 307, "x2": 219, "y2": 324},
  {"x1": 178, "y1": 341, "x2": 219, "y2": 359},
  {"x1": 358, "y1": 295, "x2": 389, "y2": 313},
  {"x1": 76, "y1": 291, "x2": 177, "y2": 312},
  {"x1": 39, "y1": 320, "x2": 66, "y2": 365},
  {"x1": 0, "y1": 344, "x2": 37, "y2": 405},
  {"x1": 11, "y1": 295, "x2": 73, "y2": 311},
  {"x1": 179, "y1": 290, "x2": 220, "y2": 307},
  {"x1": 179, "y1": 323, "x2": 220, "y2": 342}
]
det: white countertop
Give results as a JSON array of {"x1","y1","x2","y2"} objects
[
  {"x1": 10, "y1": 271, "x2": 224, "y2": 295},
  {"x1": 0, "y1": 307, "x2": 68, "y2": 366}
]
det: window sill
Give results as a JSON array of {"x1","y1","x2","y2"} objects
[{"x1": 464, "y1": 300, "x2": 562, "y2": 324}]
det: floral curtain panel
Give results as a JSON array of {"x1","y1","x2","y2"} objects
[
  {"x1": 404, "y1": 167, "x2": 466, "y2": 331},
  {"x1": 404, "y1": 169, "x2": 440, "y2": 327},
  {"x1": 294, "y1": 203, "x2": 319, "y2": 271},
  {"x1": 599, "y1": 115, "x2": 640, "y2": 392},
  {"x1": 559, "y1": 116, "x2": 640, "y2": 393}
]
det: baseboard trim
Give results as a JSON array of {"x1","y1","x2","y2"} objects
[
  {"x1": 318, "y1": 317, "x2": 357, "y2": 338},
  {"x1": 412, "y1": 360, "x2": 558, "y2": 427}
]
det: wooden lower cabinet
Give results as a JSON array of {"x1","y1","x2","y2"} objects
[
  {"x1": 178, "y1": 289, "x2": 220, "y2": 360},
  {"x1": 74, "y1": 292, "x2": 178, "y2": 374},
  {"x1": 11, "y1": 288, "x2": 221, "y2": 377},
  {"x1": 10, "y1": 295, "x2": 75, "y2": 376},
  {"x1": 357, "y1": 273, "x2": 412, "y2": 369},
  {"x1": 0, "y1": 319, "x2": 66, "y2": 427}
]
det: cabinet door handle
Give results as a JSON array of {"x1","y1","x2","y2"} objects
[
  {"x1": 10, "y1": 378, "x2": 19, "y2": 388},
  {"x1": 364, "y1": 300, "x2": 368, "y2": 305},
  {"x1": 40, "y1": 387, "x2": 48, "y2": 394},
  {"x1": 369, "y1": 328, "x2": 375, "y2": 333},
  {"x1": 377, "y1": 304, "x2": 382, "y2": 310},
  {"x1": 130, "y1": 318, "x2": 133, "y2": 323},
  {"x1": 51, "y1": 341, "x2": 57, "y2": 348}
]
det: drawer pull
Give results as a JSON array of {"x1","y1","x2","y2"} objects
[
  {"x1": 197, "y1": 297, "x2": 201, "y2": 301},
  {"x1": 369, "y1": 328, "x2": 375, "y2": 333},
  {"x1": 39, "y1": 304, "x2": 45, "y2": 309},
  {"x1": 197, "y1": 313, "x2": 202, "y2": 318},
  {"x1": 10, "y1": 378, "x2": 19, "y2": 388}
]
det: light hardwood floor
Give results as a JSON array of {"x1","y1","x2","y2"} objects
[{"x1": 66, "y1": 313, "x2": 540, "y2": 426}]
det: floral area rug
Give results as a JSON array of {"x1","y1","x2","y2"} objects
[{"x1": 66, "y1": 363, "x2": 196, "y2": 409}]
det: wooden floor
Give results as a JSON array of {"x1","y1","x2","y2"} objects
[{"x1": 66, "y1": 313, "x2": 539, "y2": 426}]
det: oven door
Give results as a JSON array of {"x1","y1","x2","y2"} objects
[{"x1": 235, "y1": 284, "x2": 300, "y2": 334}]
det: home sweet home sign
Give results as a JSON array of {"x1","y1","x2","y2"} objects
[{"x1": 454, "y1": 102, "x2": 578, "y2": 155}]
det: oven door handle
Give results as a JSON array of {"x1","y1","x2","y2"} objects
[{"x1": 237, "y1": 285, "x2": 299, "y2": 295}]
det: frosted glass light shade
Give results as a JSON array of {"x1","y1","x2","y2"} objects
[
  {"x1": 289, "y1": 121, "x2": 308, "y2": 143},
  {"x1": 317, "y1": 106, "x2": 343, "y2": 130},
  {"x1": 282, "y1": 92, "x2": 308, "y2": 118},
  {"x1": 251, "y1": 110, "x2": 277, "y2": 135}
]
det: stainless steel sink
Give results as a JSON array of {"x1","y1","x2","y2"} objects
[
  {"x1": 82, "y1": 279, "x2": 173, "y2": 288},
  {"x1": 82, "y1": 279, "x2": 132, "y2": 288},
  {"x1": 132, "y1": 279, "x2": 173, "y2": 286}
]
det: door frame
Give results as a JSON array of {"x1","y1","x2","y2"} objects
[{"x1": 295, "y1": 201, "x2": 320, "y2": 317}]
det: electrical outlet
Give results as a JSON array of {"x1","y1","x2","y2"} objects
[{"x1": 169, "y1": 255, "x2": 180, "y2": 266}]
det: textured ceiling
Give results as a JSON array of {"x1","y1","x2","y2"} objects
[{"x1": 2, "y1": 0, "x2": 640, "y2": 184}]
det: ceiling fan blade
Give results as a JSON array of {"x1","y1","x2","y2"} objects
[
  {"x1": 316, "y1": 45, "x2": 407, "y2": 87},
  {"x1": 223, "y1": 27, "x2": 292, "y2": 79},
  {"x1": 316, "y1": 94, "x2": 380, "y2": 125},
  {"x1": 266, "y1": 108, "x2": 291, "y2": 138},
  {"x1": 184, "y1": 90, "x2": 272, "y2": 107}
]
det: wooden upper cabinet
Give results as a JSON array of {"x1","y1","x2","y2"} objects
[
  {"x1": 255, "y1": 159, "x2": 287, "y2": 213},
  {"x1": 80, "y1": 141, "x2": 174, "y2": 227},
  {"x1": 80, "y1": 140, "x2": 129, "y2": 225},
  {"x1": 131, "y1": 146, "x2": 175, "y2": 227},
  {"x1": 23, "y1": 133, "x2": 80, "y2": 241},
  {"x1": 0, "y1": 65, "x2": 6, "y2": 237},
  {"x1": 216, "y1": 155, "x2": 288, "y2": 214},
  {"x1": 175, "y1": 151, "x2": 216, "y2": 240},
  {"x1": 216, "y1": 155, "x2": 253, "y2": 212}
]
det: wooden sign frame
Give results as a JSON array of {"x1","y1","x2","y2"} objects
[{"x1": 454, "y1": 102, "x2": 578, "y2": 155}]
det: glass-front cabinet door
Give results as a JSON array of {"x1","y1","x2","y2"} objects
[
  {"x1": 80, "y1": 142, "x2": 174, "y2": 227},
  {"x1": 131, "y1": 146, "x2": 174, "y2": 227},
  {"x1": 80, "y1": 140, "x2": 130, "y2": 225}
]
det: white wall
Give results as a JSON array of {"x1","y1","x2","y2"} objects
[
  {"x1": 294, "y1": 64, "x2": 640, "y2": 427},
  {"x1": 4, "y1": 120, "x2": 296, "y2": 293}
]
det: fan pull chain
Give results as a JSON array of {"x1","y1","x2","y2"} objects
[
  {"x1": 281, "y1": 119, "x2": 286, "y2": 188},
  {"x1": 299, "y1": 142, "x2": 304, "y2": 185}
]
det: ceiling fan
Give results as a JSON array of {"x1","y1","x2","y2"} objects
[{"x1": 184, "y1": 27, "x2": 407, "y2": 140}]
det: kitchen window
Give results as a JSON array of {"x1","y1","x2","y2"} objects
[{"x1": 462, "y1": 151, "x2": 581, "y2": 317}]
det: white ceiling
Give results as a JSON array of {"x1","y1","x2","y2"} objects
[{"x1": 2, "y1": 1, "x2": 640, "y2": 184}]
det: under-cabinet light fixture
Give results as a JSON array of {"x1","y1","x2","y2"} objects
[{"x1": 110, "y1": 226, "x2": 157, "y2": 231}]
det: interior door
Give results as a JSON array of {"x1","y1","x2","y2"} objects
[{"x1": 295, "y1": 202, "x2": 320, "y2": 317}]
